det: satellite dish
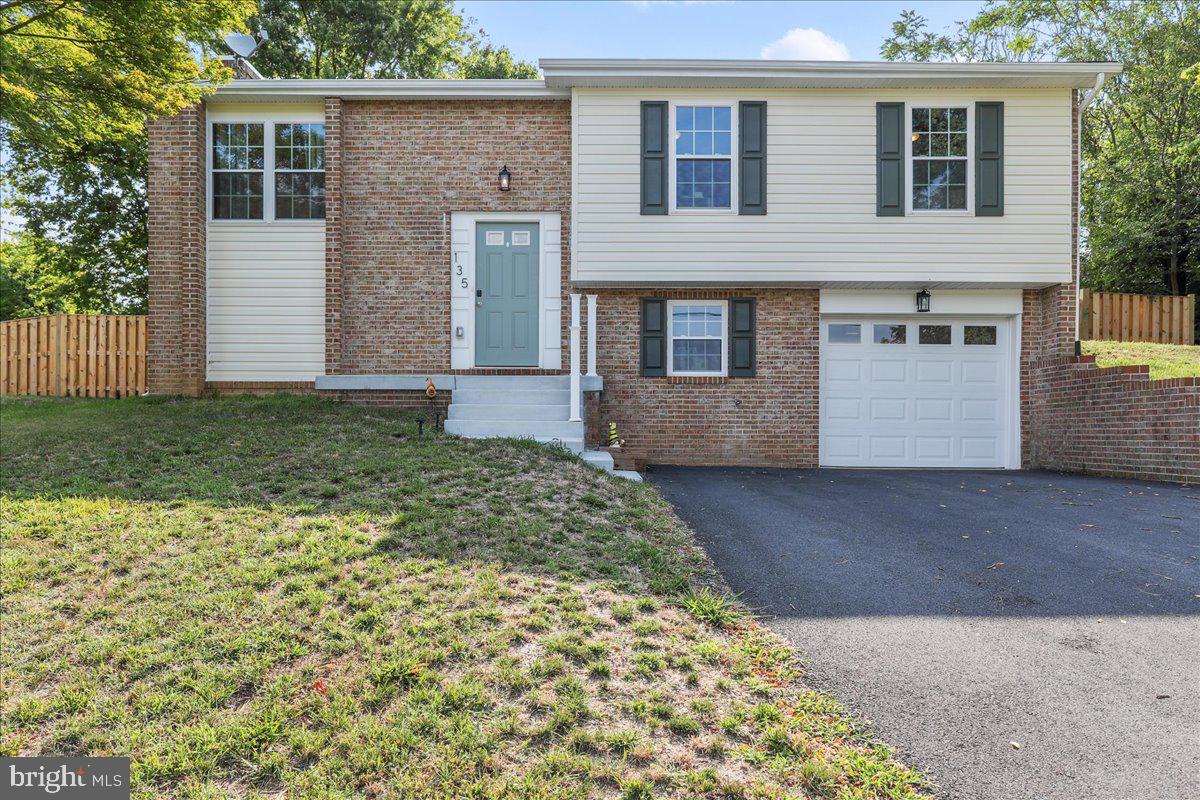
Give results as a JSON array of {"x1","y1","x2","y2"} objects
[{"x1": 224, "y1": 32, "x2": 260, "y2": 58}]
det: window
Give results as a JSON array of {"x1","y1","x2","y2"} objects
[
  {"x1": 674, "y1": 105, "x2": 733, "y2": 209},
  {"x1": 669, "y1": 301, "x2": 726, "y2": 375},
  {"x1": 918, "y1": 324, "x2": 952, "y2": 345},
  {"x1": 211, "y1": 121, "x2": 325, "y2": 221},
  {"x1": 964, "y1": 325, "x2": 998, "y2": 345},
  {"x1": 827, "y1": 323, "x2": 861, "y2": 344},
  {"x1": 873, "y1": 324, "x2": 907, "y2": 344},
  {"x1": 212, "y1": 123, "x2": 264, "y2": 220},
  {"x1": 274, "y1": 123, "x2": 326, "y2": 219},
  {"x1": 911, "y1": 107, "x2": 968, "y2": 210}
]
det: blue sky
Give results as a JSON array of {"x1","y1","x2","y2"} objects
[{"x1": 457, "y1": 1, "x2": 985, "y2": 63}]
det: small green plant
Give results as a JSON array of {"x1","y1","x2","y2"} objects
[
  {"x1": 679, "y1": 588, "x2": 739, "y2": 628},
  {"x1": 666, "y1": 714, "x2": 700, "y2": 736},
  {"x1": 621, "y1": 777, "x2": 655, "y2": 800}
]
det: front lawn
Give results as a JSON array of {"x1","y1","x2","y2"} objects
[
  {"x1": 0, "y1": 396, "x2": 926, "y2": 800},
  {"x1": 1081, "y1": 339, "x2": 1200, "y2": 379}
]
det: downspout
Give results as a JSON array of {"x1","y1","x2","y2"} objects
[{"x1": 1074, "y1": 72, "x2": 1107, "y2": 354}]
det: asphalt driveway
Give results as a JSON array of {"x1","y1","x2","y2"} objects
[{"x1": 648, "y1": 467, "x2": 1199, "y2": 800}]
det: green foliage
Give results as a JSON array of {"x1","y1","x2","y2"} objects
[
  {"x1": 680, "y1": 587, "x2": 740, "y2": 628},
  {"x1": 249, "y1": 0, "x2": 537, "y2": 80},
  {"x1": 0, "y1": 0, "x2": 255, "y2": 154},
  {"x1": 881, "y1": 1, "x2": 1200, "y2": 300},
  {"x1": 3, "y1": 135, "x2": 148, "y2": 319}
]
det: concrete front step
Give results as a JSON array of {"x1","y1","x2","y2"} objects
[
  {"x1": 452, "y1": 388, "x2": 572, "y2": 406},
  {"x1": 454, "y1": 374, "x2": 570, "y2": 390},
  {"x1": 448, "y1": 403, "x2": 571, "y2": 421}
]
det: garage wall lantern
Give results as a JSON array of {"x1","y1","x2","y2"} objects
[
  {"x1": 498, "y1": 165, "x2": 512, "y2": 192},
  {"x1": 915, "y1": 289, "x2": 931, "y2": 313}
]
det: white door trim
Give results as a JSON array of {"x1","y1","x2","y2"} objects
[{"x1": 450, "y1": 212, "x2": 562, "y2": 370}]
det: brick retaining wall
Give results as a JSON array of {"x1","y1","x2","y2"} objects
[{"x1": 1026, "y1": 356, "x2": 1199, "y2": 484}]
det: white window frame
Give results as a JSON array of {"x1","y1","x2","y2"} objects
[
  {"x1": 272, "y1": 123, "x2": 327, "y2": 221},
  {"x1": 905, "y1": 101, "x2": 974, "y2": 216},
  {"x1": 668, "y1": 101, "x2": 738, "y2": 215},
  {"x1": 206, "y1": 108, "x2": 326, "y2": 225},
  {"x1": 209, "y1": 122, "x2": 266, "y2": 222},
  {"x1": 666, "y1": 299, "x2": 728, "y2": 376}
]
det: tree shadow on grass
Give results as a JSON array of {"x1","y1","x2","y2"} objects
[{"x1": 0, "y1": 394, "x2": 707, "y2": 596}]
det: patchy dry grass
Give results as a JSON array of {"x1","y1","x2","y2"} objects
[
  {"x1": 0, "y1": 396, "x2": 928, "y2": 799},
  {"x1": 1081, "y1": 339, "x2": 1200, "y2": 380}
]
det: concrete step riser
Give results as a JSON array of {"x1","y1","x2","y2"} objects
[
  {"x1": 454, "y1": 375, "x2": 570, "y2": 391},
  {"x1": 452, "y1": 389, "x2": 572, "y2": 406},
  {"x1": 448, "y1": 404, "x2": 571, "y2": 421}
]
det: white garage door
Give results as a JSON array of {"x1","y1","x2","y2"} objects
[{"x1": 820, "y1": 317, "x2": 1016, "y2": 468}]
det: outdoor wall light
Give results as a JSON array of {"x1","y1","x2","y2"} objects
[
  {"x1": 916, "y1": 289, "x2": 932, "y2": 313},
  {"x1": 498, "y1": 165, "x2": 512, "y2": 192}
]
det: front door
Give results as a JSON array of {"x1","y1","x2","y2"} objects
[{"x1": 475, "y1": 223, "x2": 539, "y2": 367}]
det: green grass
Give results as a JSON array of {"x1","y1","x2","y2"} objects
[
  {"x1": 0, "y1": 396, "x2": 928, "y2": 799},
  {"x1": 1081, "y1": 339, "x2": 1200, "y2": 380}
]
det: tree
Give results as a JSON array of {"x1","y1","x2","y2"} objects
[
  {"x1": 4, "y1": 134, "x2": 148, "y2": 316},
  {"x1": 248, "y1": 0, "x2": 537, "y2": 80},
  {"x1": 881, "y1": 1, "x2": 1200, "y2": 299},
  {"x1": 0, "y1": 0, "x2": 255, "y2": 153}
]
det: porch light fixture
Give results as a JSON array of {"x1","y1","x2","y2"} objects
[
  {"x1": 498, "y1": 165, "x2": 512, "y2": 192},
  {"x1": 916, "y1": 289, "x2": 932, "y2": 313}
]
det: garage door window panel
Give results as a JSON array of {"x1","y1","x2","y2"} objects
[
  {"x1": 965, "y1": 325, "x2": 998, "y2": 345},
  {"x1": 828, "y1": 323, "x2": 861, "y2": 344},
  {"x1": 919, "y1": 325, "x2": 952, "y2": 345},
  {"x1": 669, "y1": 301, "x2": 726, "y2": 375},
  {"x1": 873, "y1": 324, "x2": 907, "y2": 344}
]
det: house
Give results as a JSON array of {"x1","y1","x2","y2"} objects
[{"x1": 147, "y1": 59, "x2": 1123, "y2": 470}]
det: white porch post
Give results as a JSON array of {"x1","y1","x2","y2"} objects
[
  {"x1": 569, "y1": 293, "x2": 582, "y2": 422},
  {"x1": 586, "y1": 294, "x2": 598, "y2": 377}
]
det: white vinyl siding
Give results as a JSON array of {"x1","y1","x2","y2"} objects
[
  {"x1": 572, "y1": 88, "x2": 1072, "y2": 287},
  {"x1": 206, "y1": 222, "x2": 325, "y2": 382},
  {"x1": 206, "y1": 103, "x2": 326, "y2": 383}
]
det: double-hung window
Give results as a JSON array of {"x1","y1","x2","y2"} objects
[
  {"x1": 274, "y1": 123, "x2": 326, "y2": 220},
  {"x1": 210, "y1": 121, "x2": 325, "y2": 221},
  {"x1": 668, "y1": 300, "x2": 726, "y2": 375},
  {"x1": 673, "y1": 105, "x2": 734, "y2": 210},
  {"x1": 212, "y1": 123, "x2": 265, "y2": 220},
  {"x1": 910, "y1": 106, "x2": 969, "y2": 211}
]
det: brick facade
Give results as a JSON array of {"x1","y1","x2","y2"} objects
[
  {"x1": 1026, "y1": 357, "x2": 1200, "y2": 483},
  {"x1": 589, "y1": 288, "x2": 820, "y2": 467},
  {"x1": 331, "y1": 99, "x2": 572, "y2": 374},
  {"x1": 147, "y1": 105, "x2": 206, "y2": 396}
]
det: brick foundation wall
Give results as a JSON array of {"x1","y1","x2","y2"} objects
[
  {"x1": 331, "y1": 99, "x2": 571, "y2": 374},
  {"x1": 589, "y1": 288, "x2": 820, "y2": 467},
  {"x1": 147, "y1": 105, "x2": 206, "y2": 396},
  {"x1": 1026, "y1": 356, "x2": 1200, "y2": 484}
]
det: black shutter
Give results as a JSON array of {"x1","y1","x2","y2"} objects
[
  {"x1": 728, "y1": 297, "x2": 756, "y2": 377},
  {"x1": 876, "y1": 102, "x2": 905, "y2": 216},
  {"x1": 640, "y1": 298, "x2": 667, "y2": 376},
  {"x1": 976, "y1": 102, "x2": 1004, "y2": 216},
  {"x1": 640, "y1": 101, "x2": 668, "y2": 215},
  {"x1": 739, "y1": 101, "x2": 767, "y2": 215}
]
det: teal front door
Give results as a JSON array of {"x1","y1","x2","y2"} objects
[{"x1": 475, "y1": 223, "x2": 539, "y2": 366}]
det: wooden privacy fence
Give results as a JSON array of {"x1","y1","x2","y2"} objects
[
  {"x1": 1079, "y1": 290, "x2": 1196, "y2": 345},
  {"x1": 0, "y1": 314, "x2": 147, "y2": 398}
]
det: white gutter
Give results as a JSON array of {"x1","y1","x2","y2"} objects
[
  {"x1": 205, "y1": 78, "x2": 569, "y2": 102},
  {"x1": 1075, "y1": 71, "x2": 1109, "y2": 350},
  {"x1": 540, "y1": 58, "x2": 1124, "y2": 89}
]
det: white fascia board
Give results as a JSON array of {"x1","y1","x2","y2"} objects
[
  {"x1": 204, "y1": 79, "x2": 569, "y2": 103},
  {"x1": 539, "y1": 59, "x2": 1123, "y2": 90}
]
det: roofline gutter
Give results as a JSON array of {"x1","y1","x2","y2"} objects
[{"x1": 203, "y1": 79, "x2": 569, "y2": 102}]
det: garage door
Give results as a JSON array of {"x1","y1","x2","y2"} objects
[{"x1": 820, "y1": 317, "x2": 1015, "y2": 468}]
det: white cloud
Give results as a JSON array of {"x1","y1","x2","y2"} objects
[{"x1": 760, "y1": 28, "x2": 851, "y2": 61}]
